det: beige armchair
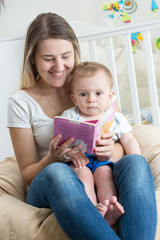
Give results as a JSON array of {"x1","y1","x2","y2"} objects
[{"x1": 0, "y1": 124, "x2": 159, "y2": 240}]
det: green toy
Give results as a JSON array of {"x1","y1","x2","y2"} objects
[
  {"x1": 156, "y1": 37, "x2": 160, "y2": 50},
  {"x1": 102, "y1": 1, "x2": 131, "y2": 23}
]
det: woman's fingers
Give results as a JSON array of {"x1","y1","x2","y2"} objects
[{"x1": 49, "y1": 135, "x2": 89, "y2": 164}]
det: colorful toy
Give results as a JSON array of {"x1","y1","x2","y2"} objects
[
  {"x1": 131, "y1": 32, "x2": 143, "y2": 53},
  {"x1": 151, "y1": 0, "x2": 159, "y2": 12},
  {"x1": 124, "y1": 0, "x2": 137, "y2": 14},
  {"x1": 102, "y1": 1, "x2": 131, "y2": 23},
  {"x1": 156, "y1": 37, "x2": 160, "y2": 50}
]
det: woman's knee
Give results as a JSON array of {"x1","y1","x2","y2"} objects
[
  {"x1": 114, "y1": 154, "x2": 148, "y2": 173},
  {"x1": 113, "y1": 154, "x2": 154, "y2": 187},
  {"x1": 39, "y1": 162, "x2": 76, "y2": 186}
]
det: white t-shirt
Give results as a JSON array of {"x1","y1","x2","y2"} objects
[
  {"x1": 61, "y1": 107, "x2": 132, "y2": 141},
  {"x1": 7, "y1": 91, "x2": 132, "y2": 160},
  {"x1": 7, "y1": 90, "x2": 54, "y2": 161}
]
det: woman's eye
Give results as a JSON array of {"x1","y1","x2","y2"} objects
[
  {"x1": 62, "y1": 55, "x2": 70, "y2": 59},
  {"x1": 45, "y1": 58, "x2": 54, "y2": 62}
]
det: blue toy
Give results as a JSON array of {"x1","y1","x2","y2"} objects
[
  {"x1": 131, "y1": 32, "x2": 143, "y2": 53},
  {"x1": 102, "y1": 1, "x2": 131, "y2": 23},
  {"x1": 151, "y1": 0, "x2": 159, "y2": 12}
]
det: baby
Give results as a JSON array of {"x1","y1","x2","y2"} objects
[{"x1": 61, "y1": 61, "x2": 141, "y2": 226}]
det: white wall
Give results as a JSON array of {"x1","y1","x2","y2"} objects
[
  {"x1": 1, "y1": 0, "x2": 160, "y2": 39},
  {"x1": 0, "y1": 0, "x2": 98, "y2": 39},
  {"x1": 0, "y1": 0, "x2": 160, "y2": 161},
  {"x1": 0, "y1": 38, "x2": 25, "y2": 160}
]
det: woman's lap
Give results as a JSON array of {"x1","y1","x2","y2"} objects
[
  {"x1": 113, "y1": 154, "x2": 157, "y2": 240},
  {"x1": 26, "y1": 155, "x2": 157, "y2": 240},
  {"x1": 26, "y1": 163, "x2": 119, "y2": 240}
]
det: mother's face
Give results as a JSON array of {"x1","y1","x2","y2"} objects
[{"x1": 34, "y1": 38, "x2": 75, "y2": 88}]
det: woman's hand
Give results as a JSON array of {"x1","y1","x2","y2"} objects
[
  {"x1": 94, "y1": 132, "x2": 114, "y2": 161},
  {"x1": 49, "y1": 134, "x2": 85, "y2": 163}
]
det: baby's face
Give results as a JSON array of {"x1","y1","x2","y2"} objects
[{"x1": 71, "y1": 70, "x2": 114, "y2": 118}]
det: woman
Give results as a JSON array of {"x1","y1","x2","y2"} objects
[{"x1": 7, "y1": 12, "x2": 157, "y2": 240}]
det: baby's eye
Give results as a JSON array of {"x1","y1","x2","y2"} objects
[
  {"x1": 96, "y1": 91, "x2": 103, "y2": 96},
  {"x1": 80, "y1": 93, "x2": 86, "y2": 97}
]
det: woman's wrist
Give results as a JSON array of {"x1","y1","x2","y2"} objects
[{"x1": 40, "y1": 151, "x2": 57, "y2": 168}]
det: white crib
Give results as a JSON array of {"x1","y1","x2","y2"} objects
[
  {"x1": 71, "y1": 20, "x2": 160, "y2": 127},
  {"x1": 0, "y1": 19, "x2": 160, "y2": 161}
]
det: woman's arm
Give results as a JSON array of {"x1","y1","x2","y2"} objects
[
  {"x1": 9, "y1": 127, "x2": 52, "y2": 186},
  {"x1": 110, "y1": 141, "x2": 125, "y2": 162},
  {"x1": 9, "y1": 127, "x2": 82, "y2": 186}
]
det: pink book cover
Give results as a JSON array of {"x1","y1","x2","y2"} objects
[{"x1": 53, "y1": 100, "x2": 116, "y2": 154}]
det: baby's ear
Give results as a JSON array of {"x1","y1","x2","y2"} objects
[
  {"x1": 109, "y1": 90, "x2": 115, "y2": 101},
  {"x1": 71, "y1": 94, "x2": 78, "y2": 106}
]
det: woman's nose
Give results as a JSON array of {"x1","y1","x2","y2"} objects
[{"x1": 53, "y1": 59, "x2": 64, "y2": 72}]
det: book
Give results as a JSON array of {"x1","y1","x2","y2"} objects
[{"x1": 53, "y1": 100, "x2": 116, "y2": 154}]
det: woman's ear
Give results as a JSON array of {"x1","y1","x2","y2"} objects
[{"x1": 71, "y1": 94, "x2": 78, "y2": 106}]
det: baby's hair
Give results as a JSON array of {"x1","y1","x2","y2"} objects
[{"x1": 70, "y1": 61, "x2": 113, "y2": 93}]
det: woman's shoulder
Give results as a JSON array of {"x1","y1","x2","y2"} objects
[
  {"x1": 8, "y1": 89, "x2": 43, "y2": 121},
  {"x1": 8, "y1": 89, "x2": 39, "y2": 109},
  {"x1": 9, "y1": 89, "x2": 33, "y2": 101}
]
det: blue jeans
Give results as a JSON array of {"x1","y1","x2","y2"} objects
[{"x1": 26, "y1": 154, "x2": 157, "y2": 240}]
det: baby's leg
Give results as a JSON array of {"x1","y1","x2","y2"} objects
[
  {"x1": 70, "y1": 164, "x2": 97, "y2": 205},
  {"x1": 94, "y1": 165, "x2": 124, "y2": 226},
  {"x1": 94, "y1": 165, "x2": 117, "y2": 201},
  {"x1": 71, "y1": 165, "x2": 108, "y2": 217}
]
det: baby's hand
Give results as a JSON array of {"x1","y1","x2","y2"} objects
[
  {"x1": 71, "y1": 151, "x2": 89, "y2": 168},
  {"x1": 94, "y1": 132, "x2": 114, "y2": 161}
]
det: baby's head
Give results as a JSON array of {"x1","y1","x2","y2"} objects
[{"x1": 70, "y1": 61, "x2": 115, "y2": 117}]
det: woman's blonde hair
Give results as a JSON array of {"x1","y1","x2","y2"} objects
[
  {"x1": 20, "y1": 12, "x2": 81, "y2": 89},
  {"x1": 70, "y1": 61, "x2": 114, "y2": 93}
]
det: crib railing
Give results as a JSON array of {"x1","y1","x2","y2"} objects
[
  {"x1": 77, "y1": 20, "x2": 160, "y2": 127},
  {"x1": 1, "y1": 20, "x2": 160, "y2": 127}
]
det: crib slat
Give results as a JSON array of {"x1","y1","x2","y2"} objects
[
  {"x1": 77, "y1": 20, "x2": 160, "y2": 127},
  {"x1": 142, "y1": 30, "x2": 160, "y2": 127},
  {"x1": 105, "y1": 37, "x2": 121, "y2": 110},
  {"x1": 88, "y1": 40, "x2": 98, "y2": 62},
  {"x1": 124, "y1": 34, "x2": 141, "y2": 125}
]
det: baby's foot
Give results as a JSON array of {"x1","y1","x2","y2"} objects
[
  {"x1": 104, "y1": 196, "x2": 125, "y2": 226},
  {"x1": 96, "y1": 199, "x2": 109, "y2": 217}
]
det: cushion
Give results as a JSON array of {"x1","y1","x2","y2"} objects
[
  {"x1": 132, "y1": 124, "x2": 160, "y2": 240},
  {"x1": 0, "y1": 124, "x2": 160, "y2": 239},
  {"x1": 0, "y1": 156, "x2": 69, "y2": 240},
  {"x1": 0, "y1": 156, "x2": 26, "y2": 201}
]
